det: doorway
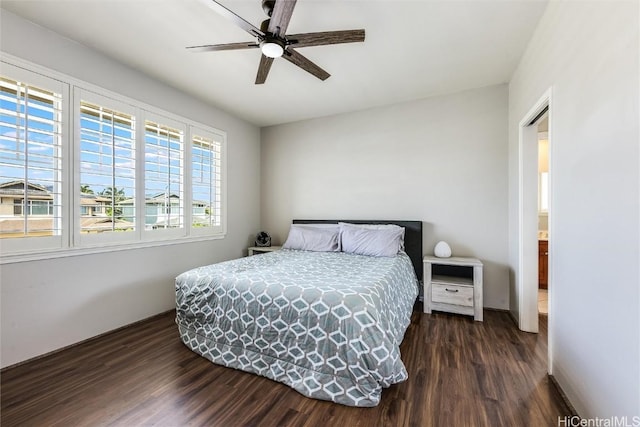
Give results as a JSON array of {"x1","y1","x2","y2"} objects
[
  {"x1": 537, "y1": 118, "x2": 549, "y2": 317},
  {"x1": 516, "y1": 88, "x2": 552, "y2": 357}
]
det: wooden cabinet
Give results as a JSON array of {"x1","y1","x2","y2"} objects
[
  {"x1": 423, "y1": 256, "x2": 483, "y2": 321},
  {"x1": 538, "y1": 240, "x2": 548, "y2": 289}
]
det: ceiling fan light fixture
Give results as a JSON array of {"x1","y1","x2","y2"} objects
[{"x1": 260, "y1": 41, "x2": 284, "y2": 58}]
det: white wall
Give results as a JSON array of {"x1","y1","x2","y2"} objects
[
  {"x1": 261, "y1": 85, "x2": 510, "y2": 309},
  {"x1": 0, "y1": 11, "x2": 261, "y2": 368},
  {"x1": 508, "y1": 0, "x2": 639, "y2": 418}
]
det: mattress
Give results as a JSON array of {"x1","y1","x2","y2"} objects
[{"x1": 175, "y1": 249, "x2": 418, "y2": 407}]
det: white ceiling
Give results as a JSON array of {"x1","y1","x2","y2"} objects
[{"x1": 1, "y1": 0, "x2": 547, "y2": 127}]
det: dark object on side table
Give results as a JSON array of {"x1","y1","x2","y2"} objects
[{"x1": 255, "y1": 231, "x2": 271, "y2": 247}]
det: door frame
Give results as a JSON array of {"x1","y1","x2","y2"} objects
[{"x1": 517, "y1": 87, "x2": 554, "y2": 372}]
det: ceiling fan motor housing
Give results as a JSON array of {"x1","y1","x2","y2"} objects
[
  {"x1": 262, "y1": 0, "x2": 275, "y2": 17},
  {"x1": 260, "y1": 19, "x2": 271, "y2": 34}
]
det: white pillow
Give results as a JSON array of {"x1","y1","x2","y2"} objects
[
  {"x1": 338, "y1": 222, "x2": 405, "y2": 250},
  {"x1": 282, "y1": 224, "x2": 341, "y2": 252},
  {"x1": 339, "y1": 222, "x2": 405, "y2": 257}
]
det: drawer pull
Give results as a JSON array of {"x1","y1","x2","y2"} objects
[{"x1": 445, "y1": 288, "x2": 459, "y2": 293}]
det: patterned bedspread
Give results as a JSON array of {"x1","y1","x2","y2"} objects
[{"x1": 175, "y1": 249, "x2": 418, "y2": 407}]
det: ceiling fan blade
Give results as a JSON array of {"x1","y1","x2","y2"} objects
[
  {"x1": 186, "y1": 42, "x2": 260, "y2": 52},
  {"x1": 204, "y1": 0, "x2": 265, "y2": 38},
  {"x1": 268, "y1": 0, "x2": 297, "y2": 38},
  {"x1": 287, "y1": 29, "x2": 365, "y2": 48},
  {"x1": 255, "y1": 55, "x2": 275, "y2": 84},
  {"x1": 282, "y1": 48, "x2": 330, "y2": 81}
]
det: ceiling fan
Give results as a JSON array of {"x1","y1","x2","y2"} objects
[{"x1": 188, "y1": 0, "x2": 365, "y2": 84}]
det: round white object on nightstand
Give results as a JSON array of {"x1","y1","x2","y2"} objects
[{"x1": 434, "y1": 241, "x2": 452, "y2": 258}]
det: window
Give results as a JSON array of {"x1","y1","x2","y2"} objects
[
  {"x1": 1, "y1": 58, "x2": 226, "y2": 260},
  {"x1": 13, "y1": 199, "x2": 21, "y2": 215},
  {"x1": 144, "y1": 117, "x2": 184, "y2": 233},
  {"x1": 191, "y1": 129, "x2": 223, "y2": 233},
  {"x1": 539, "y1": 172, "x2": 549, "y2": 212},
  {"x1": 538, "y1": 136, "x2": 549, "y2": 213},
  {"x1": 28, "y1": 200, "x2": 54, "y2": 215},
  {"x1": 0, "y1": 65, "x2": 65, "y2": 250},
  {"x1": 11, "y1": 198, "x2": 55, "y2": 216},
  {"x1": 78, "y1": 94, "x2": 136, "y2": 235}
]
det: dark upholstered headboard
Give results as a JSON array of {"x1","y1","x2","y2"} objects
[{"x1": 292, "y1": 220, "x2": 423, "y2": 281}]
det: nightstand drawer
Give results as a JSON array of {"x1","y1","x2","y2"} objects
[{"x1": 431, "y1": 283, "x2": 474, "y2": 307}]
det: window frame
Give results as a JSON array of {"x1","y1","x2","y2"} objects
[
  {"x1": 0, "y1": 62, "x2": 69, "y2": 255},
  {"x1": 141, "y1": 111, "x2": 186, "y2": 241},
  {"x1": 189, "y1": 126, "x2": 226, "y2": 237},
  {"x1": 74, "y1": 88, "x2": 140, "y2": 248},
  {"x1": 1, "y1": 55, "x2": 227, "y2": 263}
]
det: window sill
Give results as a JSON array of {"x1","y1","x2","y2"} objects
[{"x1": 0, "y1": 234, "x2": 226, "y2": 265}]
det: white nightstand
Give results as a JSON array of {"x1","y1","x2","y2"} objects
[
  {"x1": 247, "y1": 246, "x2": 282, "y2": 256},
  {"x1": 423, "y1": 255, "x2": 483, "y2": 321}
]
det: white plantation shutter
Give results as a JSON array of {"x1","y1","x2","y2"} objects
[
  {"x1": 144, "y1": 116, "x2": 184, "y2": 235},
  {"x1": 78, "y1": 96, "x2": 136, "y2": 236},
  {"x1": 191, "y1": 128, "x2": 224, "y2": 234},
  {"x1": 0, "y1": 65, "x2": 66, "y2": 252}
]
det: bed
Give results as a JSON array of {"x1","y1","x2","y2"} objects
[{"x1": 175, "y1": 220, "x2": 422, "y2": 407}]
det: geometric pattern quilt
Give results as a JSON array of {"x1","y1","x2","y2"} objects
[{"x1": 175, "y1": 249, "x2": 418, "y2": 407}]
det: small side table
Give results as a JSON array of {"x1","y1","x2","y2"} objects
[
  {"x1": 247, "y1": 246, "x2": 282, "y2": 256},
  {"x1": 423, "y1": 255, "x2": 483, "y2": 321}
]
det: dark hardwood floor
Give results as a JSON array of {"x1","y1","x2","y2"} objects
[{"x1": 1, "y1": 309, "x2": 571, "y2": 426}]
